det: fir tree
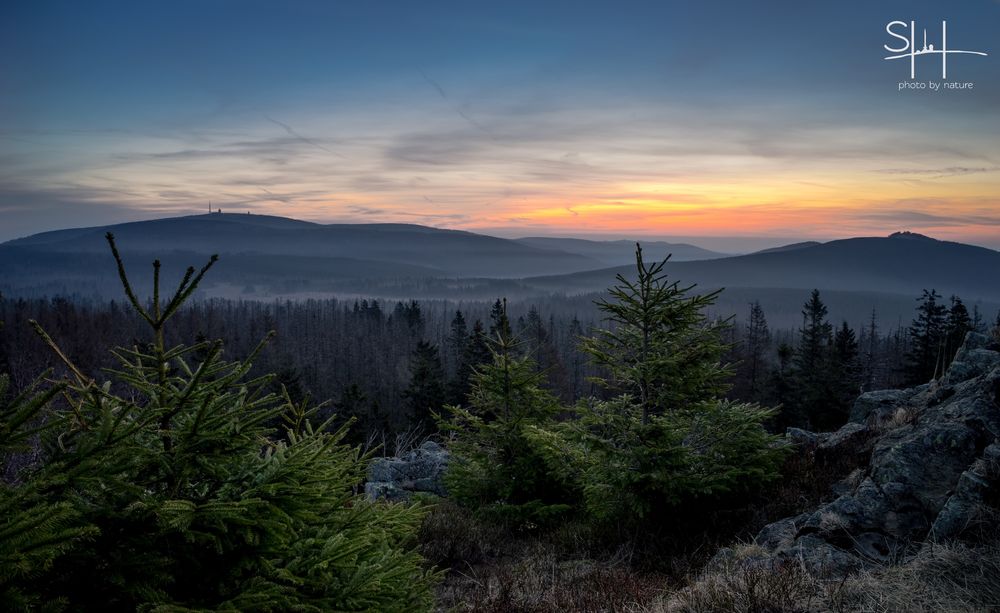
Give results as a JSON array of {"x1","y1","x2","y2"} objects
[
  {"x1": 536, "y1": 245, "x2": 784, "y2": 524},
  {"x1": 449, "y1": 320, "x2": 490, "y2": 406},
  {"x1": 944, "y1": 295, "x2": 973, "y2": 369},
  {"x1": 744, "y1": 300, "x2": 771, "y2": 400},
  {"x1": 402, "y1": 341, "x2": 446, "y2": 433},
  {"x1": 830, "y1": 321, "x2": 861, "y2": 424},
  {"x1": 0, "y1": 235, "x2": 436, "y2": 611},
  {"x1": 582, "y1": 245, "x2": 730, "y2": 424},
  {"x1": 971, "y1": 304, "x2": 985, "y2": 334},
  {"x1": 518, "y1": 306, "x2": 569, "y2": 397},
  {"x1": 767, "y1": 342, "x2": 795, "y2": 411},
  {"x1": 906, "y1": 289, "x2": 947, "y2": 384},
  {"x1": 567, "y1": 315, "x2": 586, "y2": 399},
  {"x1": 488, "y1": 298, "x2": 512, "y2": 339},
  {"x1": 788, "y1": 290, "x2": 835, "y2": 428},
  {"x1": 0, "y1": 373, "x2": 92, "y2": 611},
  {"x1": 332, "y1": 383, "x2": 389, "y2": 445},
  {"x1": 440, "y1": 310, "x2": 570, "y2": 525},
  {"x1": 446, "y1": 310, "x2": 468, "y2": 378}
]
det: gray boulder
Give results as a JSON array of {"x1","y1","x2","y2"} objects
[
  {"x1": 818, "y1": 422, "x2": 869, "y2": 452},
  {"x1": 849, "y1": 387, "x2": 923, "y2": 424},
  {"x1": 931, "y1": 443, "x2": 1000, "y2": 540},
  {"x1": 365, "y1": 440, "x2": 450, "y2": 501},
  {"x1": 785, "y1": 427, "x2": 825, "y2": 449},
  {"x1": 942, "y1": 332, "x2": 997, "y2": 386}
]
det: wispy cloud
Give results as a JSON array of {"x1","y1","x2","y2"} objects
[
  {"x1": 873, "y1": 166, "x2": 1000, "y2": 179},
  {"x1": 417, "y1": 70, "x2": 496, "y2": 139},
  {"x1": 264, "y1": 116, "x2": 346, "y2": 158}
]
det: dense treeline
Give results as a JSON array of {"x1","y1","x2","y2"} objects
[
  {"x1": 0, "y1": 296, "x2": 600, "y2": 441},
  {"x1": 724, "y1": 289, "x2": 994, "y2": 430},
  {"x1": 1, "y1": 286, "x2": 996, "y2": 441}
]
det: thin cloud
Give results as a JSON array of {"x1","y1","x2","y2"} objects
[
  {"x1": 417, "y1": 70, "x2": 496, "y2": 139},
  {"x1": 418, "y1": 70, "x2": 448, "y2": 100},
  {"x1": 851, "y1": 209, "x2": 1000, "y2": 228},
  {"x1": 874, "y1": 166, "x2": 1000, "y2": 179},
  {"x1": 348, "y1": 206, "x2": 389, "y2": 216},
  {"x1": 263, "y1": 116, "x2": 346, "y2": 158}
]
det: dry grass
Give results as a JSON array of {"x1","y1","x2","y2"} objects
[
  {"x1": 421, "y1": 502, "x2": 672, "y2": 612},
  {"x1": 435, "y1": 545, "x2": 669, "y2": 612},
  {"x1": 651, "y1": 542, "x2": 818, "y2": 613},
  {"x1": 876, "y1": 406, "x2": 917, "y2": 431},
  {"x1": 420, "y1": 507, "x2": 1000, "y2": 612},
  {"x1": 830, "y1": 539, "x2": 1000, "y2": 612},
  {"x1": 645, "y1": 532, "x2": 1000, "y2": 613}
]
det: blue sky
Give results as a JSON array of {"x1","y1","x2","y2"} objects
[{"x1": 1, "y1": 0, "x2": 998, "y2": 247}]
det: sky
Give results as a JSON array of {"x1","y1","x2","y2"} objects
[{"x1": 1, "y1": 0, "x2": 999, "y2": 248}]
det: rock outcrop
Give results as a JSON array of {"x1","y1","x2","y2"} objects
[
  {"x1": 754, "y1": 332, "x2": 1000, "y2": 576},
  {"x1": 365, "y1": 440, "x2": 449, "y2": 501}
]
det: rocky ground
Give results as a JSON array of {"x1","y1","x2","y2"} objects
[
  {"x1": 742, "y1": 332, "x2": 1000, "y2": 576},
  {"x1": 368, "y1": 332, "x2": 1000, "y2": 611}
]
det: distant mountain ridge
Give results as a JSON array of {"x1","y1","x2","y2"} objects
[
  {"x1": 2, "y1": 215, "x2": 998, "y2": 315},
  {"x1": 752, "y1": 241, "x2": 822, "y2": 255},
  {"x1": 5, "y1": 213, "x2": 603, "y2": 278},
  {"x1": 524, "y1": 233, "x2": 1000, "y2": 302},
  {"x1": 513, "y1": 236, "x2": 725, "y2": 265}
]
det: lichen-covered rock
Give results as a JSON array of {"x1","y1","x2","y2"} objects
[
  {"x1": 785, "y1": 427, "x2": 825, "y2": 449},
  {"x1": 942, "y1": 332, "x2": 997, "y2": 386},
  {"x1": 752, "y1": 332, "x2": 1000, "y2": 577},
  {"x1": 818, "y1": 422, "x2": 868, "y2": 452},
  {"x1": 784, "y1": 534, "x2": 863, "y2": 575},
  {"x1": 849, "y1": 387, "x2": 923, "y2": 424},
  {"x1": 754, "y1": 513, "x2": 809, "y2": 550},
  {"x1": 931, "y1": 443, "x2": 1000, "y2": 540},
  {"x1": 366, "y1": 440, "x2": 449, "y2": 501}
]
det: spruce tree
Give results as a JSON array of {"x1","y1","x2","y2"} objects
[
  {"x1": 488, "y1": 299, "x2": 512, "y2": 339},
  {"x1": 518, "y1": 306, "x2": 569, "y2": 397},
  {"x1": 445, "y1": 310, "x2": 468, "y2": 378},
  {"x1": 402, "y1": 341, "x2": 446, "y2": 433},
  {"x1": 439, "y1": 311, "x2": 570, "y2": 526},
  {"x1": 767, "y1": 342, "x2": 795, "y2": 411},
  {"x1": 566, "y1": 315, "x2": 586, "y2": 399},
  {"x1": 787, "y1": 289, "x2": 835, "y2": 428},
  {"x1": 0, "y1": 235, "x2": 436, "y2": 611},
  {"x1": 906, "y1": 289, "x2": 947, "y2": 384},
  {"x1": 944, "y1": 295, "x2": 973, "y2": 369},
  {"x1": 0, "y1": 373, "x2": 92, "y2": 611},
  {"x1": 539, "y1": 245, "x2": 784, "y2": 523},
  {"x1": 744, "y1": 300, "x2": 771, "y2": 400},
  {"x1": 448, "y1": 320, "x2": 490, "y2": 406},
  {"x1": 333, "y1": 383, "x2": 389, "y2": 445},
  {"x1": 582, "y1": 245, "x2": 730, "y2": 424},
  {"x1": 830, "y1": 321, "x2": 861, "y2": 425}
]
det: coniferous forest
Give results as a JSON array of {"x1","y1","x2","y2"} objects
[
  {"x1": 3, "y1": 237, "x2": 999, "y2": 611},
  {"x1": 2, "y1": 264, "x2": 991, "y2": 444}
]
